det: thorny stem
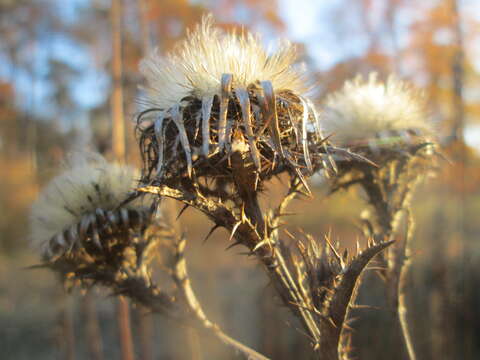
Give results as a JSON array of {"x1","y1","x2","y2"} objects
[
  {"x1": 140, "y1": 185, "x2": 322, "y2": 347},
  {"x1": 273, "y1": 246, "x2": 322, "y2": 346},
  {"x1": 362, "y1": 166, "x2": 420, "y2": 360},
  {"x1": 139, "y1": 184, "x2": 391, "y2": 360},
  {"x1": 243, "y1": 188, "x2": 322, "y2": 348},
  {"x1": 389, "y1": 209, "x2": 416, "y2": 360}
]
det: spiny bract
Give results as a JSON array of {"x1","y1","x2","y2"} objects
[{"x1": 30, "y1": 153, "x2": 137, "y2": 253}]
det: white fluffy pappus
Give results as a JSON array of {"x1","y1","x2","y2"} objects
[
  {"x1": 321, "y1": 73, "x2": 432, "y2": 147},
  {"x1": 30, "y1": 153, "x2": 138, "y2": 252},
  {"x1": 139, "y1": 15, "x2": 309, "y2": 110}
]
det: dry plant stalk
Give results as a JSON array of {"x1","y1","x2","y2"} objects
[
  {"x1": 322, "y1": 73, "x2": 439, "y2": 360},
  {"x1": 135, "y1": 17, "x2": 393, "y2": 359}
]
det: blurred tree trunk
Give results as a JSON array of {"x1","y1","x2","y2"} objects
[
  {"x1": 81, "y1": 290, "x2": 104, "y2": 360},
  {"x1": 117, "y1": 296, "x2": 135, "y2": 360},
  {"x1": 449, "y1": 2, "x2": 471, "y2": 357},
  {"x1": 138, "y1": 0, "x2": 152, "y2": 55},
  {"x1": 111, "y1": 0, "x2": 126, "y2": 162},
  {"x1": 26, "y1": 34, "x2": 38, "y2": 173},
  {"x1": 133, "y1": 3, "x2": 155, "y2": 359},
  {"x1": 136, "y1": 306, "x2": 154, "y2": 360},
  {"x1": 186, "y1": 327, "x2": 203, "y2": 360},
  {"x1": 385, "y1": 0, "x2": 402, "y2": 72},
  {"x1": 450, "y1": 0, "x2": 464, "y2": 142},
  {"x1": 111, "y1": 1, "x2": 134, "y2": 359},
  {"x1": 56, "y1": 289, "x2": 76, "y2": 360},
  {"x1": 429, "y1": 209, "x2": 451, "y2": 360}
]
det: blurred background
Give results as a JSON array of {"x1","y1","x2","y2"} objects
[{"x1": 0, "y1": 0, "x2": 479, "y2": 359}]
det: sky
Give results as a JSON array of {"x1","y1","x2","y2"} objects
[
  {"x1": 278, "y1": 0, "x2": 480, "y2": 148},
  {"x1": 279, "y1": 0, "x2": 370, "y2": 70},
  {"x1": 2, "y1": 0, "x2": 479, "y2": 148}
]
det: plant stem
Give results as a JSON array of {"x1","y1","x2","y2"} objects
[
  {"x1": 367, "y1": 184, "x2": 417, "y2": 360},
  {"x1": 390, "y1": 210, "x2": 416, "y2": 360}
]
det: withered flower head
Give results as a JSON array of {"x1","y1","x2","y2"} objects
[
  {"x1": 30, "y1": 153, "x2": 152, "y2": 261},
  {"x1": 321, "y1": 73, "x2": 433, "y2": 152},
  {"x1": 137, "y1": 15, "x2": 327, "y2": 188},
  {"x1": 322, "y1": 74, "x2": 438, "y2": 233}
]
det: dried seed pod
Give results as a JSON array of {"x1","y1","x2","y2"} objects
[{"x1": 137, "y1": 15, "x2": 330, "y2": 190}]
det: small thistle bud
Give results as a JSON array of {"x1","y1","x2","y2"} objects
[
  {"x1": 291, "y1": 233, "x2": 393, "y2": 353},
  {"x1": 30, "y1": 153, "x2": 151, "y2": 261},
  {"x1": 137, "y1": 15, "x2": 328, "y2": 189},
  {"x1": 321, "y1": 73, "x2": 433, "y2": 152}
]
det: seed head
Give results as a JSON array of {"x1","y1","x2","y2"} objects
[
  {"x1": 139, "y1": 15, "x2": 308, "y2": 111},
  {"x1": 321, "y1": 73, "x2": 432, "y2": 148},
  {"x1": 30, "y1": 153, "x2": 140, "y2": 257},
  {"x1": 137, "y1": 15, "x2": 328, "y2": 189}
]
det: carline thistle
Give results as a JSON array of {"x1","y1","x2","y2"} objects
[{"x1": 137, "y1": 15, "x2": 331, "y2": 195}]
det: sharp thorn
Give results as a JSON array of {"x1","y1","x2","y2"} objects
[
  {"x1": 225, "y1": 240, "x2": 243, "y2": 251},
  {"x1": 203, "y1": 224, "x2": 221, "y2": 244},
  {"x1": 176, "y1": 204, "x2": 189, "y2": 221},
  {"x1": 229, "y1": 221, "x2": 242, "y2": 242}
]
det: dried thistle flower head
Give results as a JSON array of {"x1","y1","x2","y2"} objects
[
  {"x1": 321, "y1": 73, "x2": 432, "y2": 149},
  {"x1": 322, "y1": 73, "x2": 439, "y2": 197},
  {"x1": 30, "y1": 153, "x2": 149, "y2": 259},
  {"x1": 137, "y1": 15, "x2": 327, "y2": 188}
]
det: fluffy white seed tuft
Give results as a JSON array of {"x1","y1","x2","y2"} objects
[
  {"x1": 321, "y1": 73, "x2": 432, "y2": 146},
  {"x1": 139, "y1": 15, "x2": 308, "y2": 110},
  {"x1": 30, "y1": 153, "x2": 138, "y2": 252}
]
